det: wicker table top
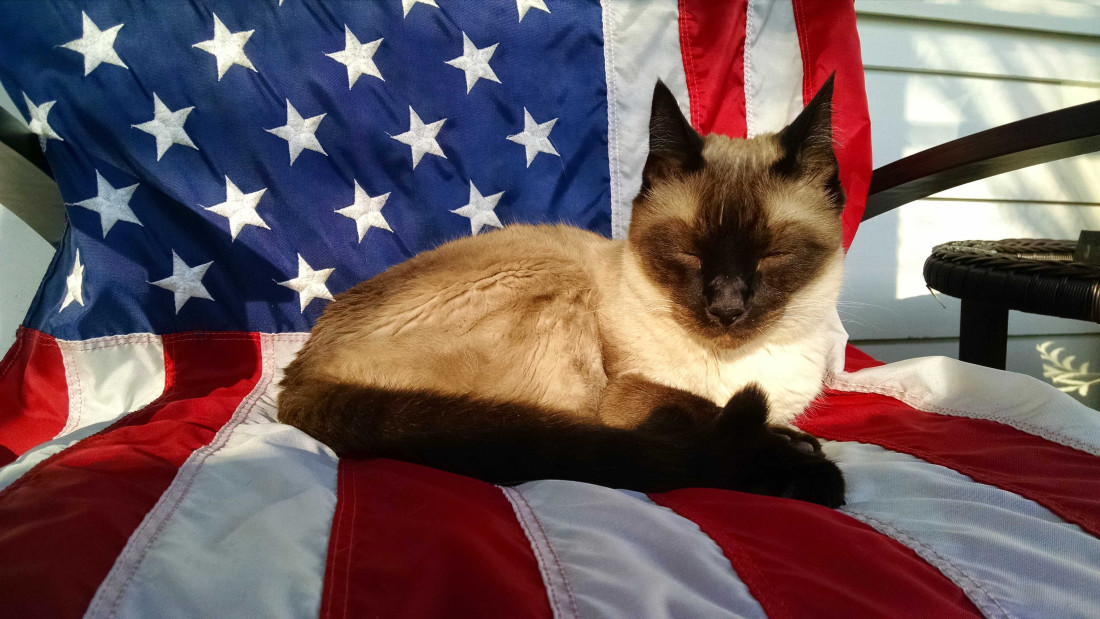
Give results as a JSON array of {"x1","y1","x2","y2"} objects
[{"x1": 924, "y1": 239, "x2": 1100, "y2": 323}]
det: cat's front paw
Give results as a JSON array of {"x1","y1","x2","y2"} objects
[
  {"x1": 769, "y1": 425, "x2": 823, "y2": 454},
  {"x1": 775, "y1": 456, "x2": 846, "y2": 507},
  {"x1": 705, "y1": 384, "x2": 845, "y2": 507},
  {"x1": 735, "y1": 429, "x2": 846, "y2": 508}
]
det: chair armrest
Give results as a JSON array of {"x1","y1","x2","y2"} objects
[
  {"x1": 0, "y1": 105, "x2": 50, "y2": 178},
  {"x1": 0, "y1": 141, "x2": 66, "y2": 247},
  {"x1": 0, "y1": 105, "x2": 64, "y2": 247},
  {"x1": 863, "y1": 99, "x2": 1100, "y2": 221}
]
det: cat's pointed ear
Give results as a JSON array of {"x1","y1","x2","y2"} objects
[
  {"x1": 642, "y1": 80, "x2": 704, "y2": 193},
  {"x1": 775, "y1": 73, "x2": 845, "y2": 209}
]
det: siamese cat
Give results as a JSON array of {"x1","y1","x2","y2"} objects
[{"x1": 278, "y1": 77, "x2": 847, "y2": 507}]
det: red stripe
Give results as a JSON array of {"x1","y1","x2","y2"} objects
[
  {"x1": 651, "y1": 490, "x2": 983, "y2": 618},
  {"x1": 321, "y1": 459, "x2": 552, "y2": 619},
  {"x1": 844, "y1": 343, "x2": 884, "y2": 372},
  {"x1": 678, "y1": 0, "x2": 748, "y2": 138},
  {"x1": 798, "y1": 389, "x2": 1100, "y2": 539},
  {"x1": 0, "y1": 332, "x2": 261, "y2": 618},
  {"x1": 792, "y1": 0, "x2": 872, "y2": 249},
  {"x1": 0, "y1": 327, "x2": 69, "y2": 466}
]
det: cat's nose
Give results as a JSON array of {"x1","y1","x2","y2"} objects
[
  {"x1": 708, "y1": 300, "x2": 744, "y2": 326},
  {"x1": 705, "y1": 277, "x2": 750, "y2": 326}
]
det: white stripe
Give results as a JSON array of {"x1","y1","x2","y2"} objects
[
  {"x1": 54, "y1": 333, "x2": 166, "y2": 438},
  {"x1": 501, "y1": 487, "x2": 580, "y2": 619},
  {"x1": 744, "y1": 0, "x2": 805, "y2": 136},
  {"x1": 57, "y1": 342, "x2": 83, "y2": 437},
  {"x1": 0, "y1": 418, "x2": 114, "y2": 492},
  {"x1": 828, "y1": 356, "x2": 1100, "y2": 455},
  {"x1": 257, "y1": 332, "x2": 310, "y2": 420},
  {"x1": 0, "y1": 334, "x2": 167, "y2": 491},
  {"x1": 827, "y1": 440, "x2": 1100, "y2": 618},
  {"x1": 0, "y1": 334, "x2": 311, "y2": 492},
  {"x1": 515, "y1": 480, "x2": 767, "y2": 619},
  {"x1": 85, "y1": 333, "x2": 338, "y2": 619},
  {"x1": 602, "y1": 0, "x2": 690, "y2": 239}
]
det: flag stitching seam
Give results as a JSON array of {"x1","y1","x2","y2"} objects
[
  {"x1": 841, "y1": 509, "x2": 1009, "y2": 618},
  {"x1": 677, "y1": 0, "x2": 700, "y2": 125},
  {"x1": 742, "y1": 0, "x2": 756, "y2": 137},
  {"x1": 501, "y1": 487, "x2": 580, "y2": 619},
  {"x1": 54, "y1": 331, "x2": 162, "y2": 352},
  {"x1": 827, "y1": 373, "x2": 1100, "y2": 456},
  {"x1": 54, "y1": 343, "x2": 83, "y2": 438},
  {"x1": 845, "y1": 432, "x2": 1093, "y2": 528},
  {"x1": 340, "y1": 463, "x2": 361, "y2": 619},
  {"x1": 684, "y1": 506, "x2": 793, "y2": 619},
  {"x1": 85, "y1": 334, "x2": 273, "y2": 618},
  {"x1": 600, "y1": 0, "x2": 625, "y2": 240},
  {"x1": 790, "y1": 0, "x2": 810, "y2": 103}
]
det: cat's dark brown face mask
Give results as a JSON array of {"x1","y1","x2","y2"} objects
[{"x1": 628, "y1": 78, "x2": 845, "y2": 348}]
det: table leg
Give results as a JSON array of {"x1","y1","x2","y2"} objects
[{"x1": 959, "y1": 300, "x2": 1009, "y2": 370}]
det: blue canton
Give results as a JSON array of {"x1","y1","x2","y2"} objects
[{"x1": 0, "y1": 0, "x2": 610, "y2": 339}]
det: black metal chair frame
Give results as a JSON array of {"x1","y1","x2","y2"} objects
[{"x1": 866, "y1": 99, "x2": 1100, "y2": 369}]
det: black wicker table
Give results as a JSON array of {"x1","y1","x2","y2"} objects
[{"x1": 924, "y1": 239, "x2": 1100, "y2": 370}]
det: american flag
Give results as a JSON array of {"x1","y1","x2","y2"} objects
[{"x1": 1, "y1": 2, "x2": 1099, "y2": 617}]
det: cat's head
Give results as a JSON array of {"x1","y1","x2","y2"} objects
[{"x1": 628, "y1": 77, "x2": 844, "y2": 348}]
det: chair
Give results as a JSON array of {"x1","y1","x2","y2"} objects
[
  {"x1": 1, "y1": 3, "x2": 1097, "y2": 616},
  {"x1": 865, "y1": 98, "x2": 1100, "y2": 369}
]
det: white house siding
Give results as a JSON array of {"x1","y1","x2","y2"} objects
[
  {"x1": 0, "y1": 207, "x2": 54, "y2": 353},
  {"x1": 844, "y1": 0, "x2": 1100, "y2": 407}
]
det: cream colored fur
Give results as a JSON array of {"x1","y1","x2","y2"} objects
[
  {"x1": 291, "y1": 222, "x2": 843, "y2": 428},
  {"x1": 604, "y1": 243, "x2": 844, "y2": 425}
]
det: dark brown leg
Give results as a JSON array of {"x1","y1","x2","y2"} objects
[
  {"x1": 598, "y1": 376, "x2": 844, "y2": 505},
  {"x1": 959, "y1": 300, "x2": 1008, "y2": 370},
  {"x1": 598, "y1": 374, "x2": 722, "y2": 429}
]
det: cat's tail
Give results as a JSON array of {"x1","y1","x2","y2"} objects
[
  {"x1": 278, "y1": 378, "x2": 697, "y2": 490},
  {"x1": 277, "y1": 380, "x2": 844, "y2": 506}
]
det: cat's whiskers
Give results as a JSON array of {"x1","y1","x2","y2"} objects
[
  {"x1": 836, "y1": 300, "x2": 898, "y2": 316},
  {"x1": 836, "y1": 310, "x2": 881, "y2": 331}
]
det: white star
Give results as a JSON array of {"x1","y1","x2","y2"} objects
[
  {"x1": 336, "y1": 181, "x2": 392, "y2": 242},
  {"x1": 516, "y1": 0, "x2": 550, "y2": 22},
  {"x1": 278, "y1": 254, "x2": 334, "y2": 312},
  {"x1": 60, "y1": 11, "x2": 128, "y2": 76},
  {"x1": 203, "y1": 176, "x2": 269, "y2": 241},
  {"x1": 401, "y1": 0, "x2": 439, "y2": 18},
  {"x1": 266, "y1": 100, "x2": 327, "y2": 165},
  {"x1": 70, "y1": 171, "x2": 142, "y2": 238},
  {"x1": 445, "y1": 32, "x2": 501, "y2": 94},
  {"x1": 451, "y1": 181, "x2": 504, "y2": 235},
  {"x1": 131, "y1": 93, "x2": 197, "y2": 161},
  {"x1": 193, "y1": 14, "x2": 256, "y2": 80},
  {"x1": 326, "y1": 26, "x2": 384, "y2": 88},
  {"x1": 150, "y1": 251, "x2": 215, "y2": 314},
  {"x1": 60, "y1": 250, "x2": 85, "y2": 312},
  {"x1": 507, "y1": 108, "x2": 560, "y2": 167},
  {"x1": 390, "y1": 106, "x2": 446, "y2": 169},
  {"x1": 22, "y1": 93, "x2": 63, "y2": 143}
]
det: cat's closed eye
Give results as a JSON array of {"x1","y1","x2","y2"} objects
[
  {"x1": 676, "y1": 251, "x2": 702, "y2": 269},
  {"x1": 759, "y1": 251, "x2": 793, "y2": 265}
]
